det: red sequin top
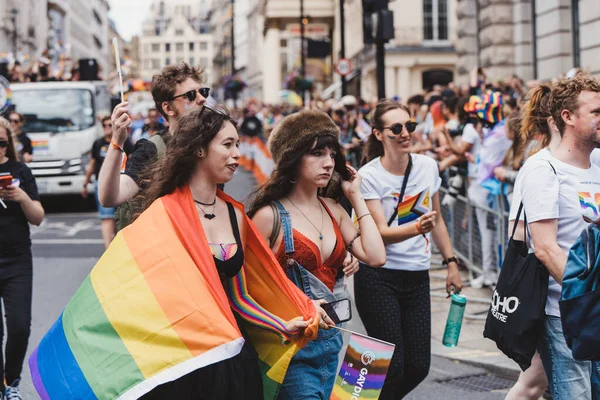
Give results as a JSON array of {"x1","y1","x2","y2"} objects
[{"x1": 275, "y1": 199, "x2": 347, "y2": 291}]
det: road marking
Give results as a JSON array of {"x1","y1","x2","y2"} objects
[
  {"x1": 31, "y1": 219, "x2": 100, "y2": 237},
  {"x1": 33, "y1": 239, "x2": 104, "y2": 244}
]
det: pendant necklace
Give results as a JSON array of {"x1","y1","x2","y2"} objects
[
  {"x1": 194, "y1": 198, "x2": 217, "y2": 220},
  {"x1": 287, "y1": 197, "x2": 324, "y2": 240}
]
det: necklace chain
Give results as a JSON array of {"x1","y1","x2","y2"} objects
[
  {"x1": 194, "y1": 198, "x2": 216, "y2": 219},
  {"x1": 194, "y1": 197, "x2": 216, "y2": 206},
  {"x1": 286, "y1": 197, "x2": 324, "y2": 240}
]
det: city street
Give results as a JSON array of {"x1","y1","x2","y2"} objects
[{"x1": 18, "y1": 168, "x2": 515, "y2": 399}]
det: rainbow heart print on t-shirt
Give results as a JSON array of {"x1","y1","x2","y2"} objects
[
  {"x1": 579, "y1": 191, "x2": 600, "y2": 224},
  {"x1": 395, "y1": 188, "x2": 431, "y2": 225}
]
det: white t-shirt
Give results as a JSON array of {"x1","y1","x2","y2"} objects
[
  {"x1": 518, "y1": 154, "x2": 600, "y2": 317},
  {"x1": 359, "y1": 155, "x2": 442, "y2": 271},
  {"x1": 508, "y1": 148, "x2": 551, "y2": 221},
  {"x1": 592, "y1": 148, "x2": 600, "y2": 166},
  {"x1": 461, "y1": 123, "x2": 482, "y2": 178}
]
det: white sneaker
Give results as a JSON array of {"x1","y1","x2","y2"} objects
[
  {"x1": 470, "y1": 275, "x2": 485, "y2": 289},
  {"x1": 6, "y1": 380, "x2": 22, "y2": 400}
]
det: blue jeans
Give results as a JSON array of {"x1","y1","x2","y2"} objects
[
  {"x1": 538, "y1": 316, "x2": 600, "y2": 399},
  {"x1": 274, "y1": 201, "x2": 343, "y2": 399},
  {"x1": 278, "y1": 327, "x2": 343, "y2": 399}
]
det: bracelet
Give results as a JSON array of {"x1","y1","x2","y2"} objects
[
  {"x1": 442, "y1": 256, "x2": 458, "y2": 266},
  {"x1": 111, "y1": 140, "x2": 124, "y2": 153},
  {"x1": 357, "y1": 212, "x2": 372, "y2": 222},
  {"x1": 415, "y1": 220, "x2": 424, "y2": 234}
]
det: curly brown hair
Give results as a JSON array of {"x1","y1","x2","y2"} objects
[
  {"x1": 521, "y1": 84, "x2": 552, "y2": 146},
  {"x1": 362, "y1": 99, "x2": 411, "y2": 165},
  {"x1": 131, "y1": 106, "x2": 235, "y2": 222},
  {"x1": 550, "y1": 74, "x2": 600, "y2": 136},
  {"x1": 152, "y1": 63, "x2": 205, "y2": 119}
]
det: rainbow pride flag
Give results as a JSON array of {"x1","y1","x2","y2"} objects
[
  {"x1": 331, "y1": 333, "x2": 395, "y2": 400},
  {"x1": 29, "y1": 187, "x2": 318, "y2": 399}
]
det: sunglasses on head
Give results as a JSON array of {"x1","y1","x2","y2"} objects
[
  {"x1": 168, "y1": 87, "x2": 210, "y2": 102},
  {"x1": 0, "y1": 140, "x2": 9, "y2": 148},
  {"x1": 380, "y1": 122, "x2": 418, "y2": 135}
]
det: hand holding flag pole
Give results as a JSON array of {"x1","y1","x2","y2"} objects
[{"x1": 112, "y1": 38, "x2": 124, "y2": 102}]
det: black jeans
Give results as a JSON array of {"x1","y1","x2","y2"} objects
[
  {"x1": 0, "y1": 254, "x2": 33, "y2": 390},
  {"x1": 354, "y1": 266, "x2": 431, "y2": 399}
]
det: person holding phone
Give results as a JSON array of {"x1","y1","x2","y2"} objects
[
  {"x1": 249, "y1": 110, "x2": 386, "y2": 400},
  {"x1": 0, "y1": 117, "x2": 44, "y2": 400},
  {"x1": 355, "y1": 99, "x2": 462, "y2": 399}
]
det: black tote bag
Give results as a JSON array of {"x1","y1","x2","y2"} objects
[{"x1": 483, "y1": 203, "x2": 549, "y2": 371}]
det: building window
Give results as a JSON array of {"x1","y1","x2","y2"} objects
[
  {"x1": 424, "y1": 0, "x2": 449, "y2": 42},
  {"x1": 93, "y1": 9, "x2": 102, "y2": 25},
  {"x1": 189, "y1": 57, "x2": 194, "y2": 65},
  {"x1": 199, "y1": 42, "x2": 208, "y2": 51},
  {"x1": 189, "y1": 42, "x2": 194, "y2": 51},
  {"x1": 152, "y1": 59, "x2": 160, "y2": 69},
  {"x1": 176, "y1": 29, "x2": 184, "y2": 36},
  {"x1": 166, "y1": 43, "x2": 171, "y2": 52},
  {"x1": 93, "y1": 35, "x2": 103, "y2": 49},
  {"x1": 200, "y1": 57, "x2": 208, "y2": 66},
  {"x1": 176, "y1": 43, "x2": 184, "y2": 51},
  {"x1": 166, "y1": 57, "x2": 171, "y2": 66},
  {"x1": 176, "y1": 57, "x2": 184, "y2": 64},
  {"x1": 151, "y1": 43, "x2": 160, "y2": 52}
]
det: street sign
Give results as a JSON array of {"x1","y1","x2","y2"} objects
[{"x1": 335, "y1": 58, "x2": 353, "y2": 76}]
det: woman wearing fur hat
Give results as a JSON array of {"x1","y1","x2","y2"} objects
[
  {"x1": 355, "y1": 99, "x2": 463, "y2": 399},
  {"x1": 249, "y1": 109, "x2": 386, "y2": 399}
]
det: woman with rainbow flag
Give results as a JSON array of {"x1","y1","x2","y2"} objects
[{"x1": 29, "y1": 106, "x2": 329, "y2": 400}]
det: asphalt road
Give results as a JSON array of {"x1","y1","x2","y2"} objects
[{"x1": 18, "y1": 169, "x2": 511, "y2": 399}]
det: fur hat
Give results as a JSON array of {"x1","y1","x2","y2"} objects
[{"x1": 268, "y1": 110, "x2": 340, "y2": 165}]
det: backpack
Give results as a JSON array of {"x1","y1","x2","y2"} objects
[
  {"x1": 559, "y1": 223, "x2": 600, "y2": 360},
  {"x1": 115, "y1": 134, "x2": 167, "y2": 231}
]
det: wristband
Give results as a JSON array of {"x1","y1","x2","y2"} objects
[
  {"x1": 442, "y1": 256, "x2": 458, "y2": 266},
  {"x1": 111, "y1": 140, "x2": 124, "y2": 153},
  {"x1": 415, "y1": 220, "x2": 424, "y2": 234}
]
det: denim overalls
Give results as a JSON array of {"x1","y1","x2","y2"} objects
[{"x1": 274, "y1": 201, "x2": 343, "y2": 400}]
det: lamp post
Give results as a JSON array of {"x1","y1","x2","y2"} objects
[
  {"x1": 339, "y1": 0, "x2": 347, "y2": 96},
  {"x1": 300, "y1": 0, "x2": 306, "y2": 106},
  {"x1": 230, "y1": 0, "x2": 237, "y2": 108},
  {"x1": 11, "y1": 8, "x2": 18, "y2": 60}
]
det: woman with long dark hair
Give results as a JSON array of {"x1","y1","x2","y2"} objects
[
  {"x1": 131, "y1": 106, "x2": 325, "y2": 399},
  {"x1": 0, "y1": 117, "x2": 44, "y2": 400},
  {"x1": 249, "y1": 109, "x2": 386, "y2": 399},
  {"x1": 355, "y1": 99, "x2": 462, "y2": 399}
]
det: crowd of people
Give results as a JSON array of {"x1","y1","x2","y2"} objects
[
  {"x1": 3, "y1": 55, "x2": 104, "y2": 84},
  {"x1": 0, "y1": 58, "x2": 598, "y2": 400}
]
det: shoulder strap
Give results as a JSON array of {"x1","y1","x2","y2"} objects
[
  {"x1": 269, "y1": 202, "x2": 282, "y2": 248},
  {"x1": 274, "y1": 201, "x2": 295, "y2": 255},
  {"x1": 226, "y1": 202, "x2": 242, "y2": 245},
  {"x1": 387, "y1": 155, "x2": 413, "y2": 227},
  {"x1": 149, "y1": 134, "x2": 167, "y2": 160}
]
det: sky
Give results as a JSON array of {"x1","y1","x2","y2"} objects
[{"x1": 108, "y1": 0, "x2": 153, "y2": 41}]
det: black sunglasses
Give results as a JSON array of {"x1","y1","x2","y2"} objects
[
  {"x1": 168, "y1": 87, "x2": 210, "y2": 102},
  {"x1": 9, "y1": 119, "x2": 20, "y2": 124},
  {"x1": 0, "y1": 140, "x2": 9, "y2": 148},
  {"x1": 380, "y1": 122, "x2": 418, "y2": 135}
]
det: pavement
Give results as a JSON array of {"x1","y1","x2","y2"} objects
[{"x1": 18, "y1": 168, "x2": 520, "y2": 399}]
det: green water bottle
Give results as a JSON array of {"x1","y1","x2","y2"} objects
[{"x1": 442, "y1": 293, "x2": 467, "y2": 347}]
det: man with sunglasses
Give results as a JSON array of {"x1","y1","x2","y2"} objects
[{"x1": 98, "y1": 63, "x2": 208, "y2": 213}]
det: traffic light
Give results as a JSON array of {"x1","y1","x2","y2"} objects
[{"x1": 362, "y1": 0, "x2": 394, "y2": 44}]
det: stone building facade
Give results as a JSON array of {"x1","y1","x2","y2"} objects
[{"x1": 456, "y1": 0, "x2": 600, "y2": 84}]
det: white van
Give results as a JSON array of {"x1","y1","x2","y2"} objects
[{"x1": 10, "y1": 81, "x2": 111, "y2": 196}]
